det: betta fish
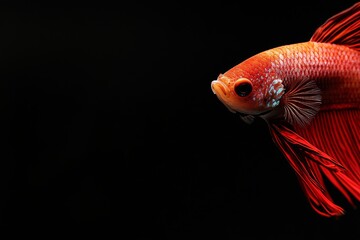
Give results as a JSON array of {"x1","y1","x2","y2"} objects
[{"x1": 211, "y1": 3, "x2": 360, "y2": 217}]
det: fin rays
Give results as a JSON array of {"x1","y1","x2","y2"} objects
[
  {"x1": 269, "y1": 109, "x2": 360, "y2": 217},
  {"x1": 283, "y1": 79, "x2": 322, "y2": 127},
  {"x1": 269, "y1": 123, "x2": 348, "y2": 217},
  {"x1": 311, "y1": 2, "x2": 360, "y2": 51}
]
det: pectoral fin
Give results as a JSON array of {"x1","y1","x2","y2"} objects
[{"x1": 282, "y1": 79, "x2": 322, "y2": 127}]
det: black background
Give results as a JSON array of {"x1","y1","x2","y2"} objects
[{"x1": 0, "y1": 1, "x2": 360, "y2": 239}]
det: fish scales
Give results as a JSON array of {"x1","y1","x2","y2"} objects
[{"x1": 225, "y1": 42, "x2": 360, "y2": 107}]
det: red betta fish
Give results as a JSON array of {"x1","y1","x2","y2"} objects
[{"x1": 211, "y1": 3, "x2": 360, "y2": 217}]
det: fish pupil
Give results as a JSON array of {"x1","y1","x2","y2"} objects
[{"x1": 234, "y1": 82, "x2": 252, "y2": 97}]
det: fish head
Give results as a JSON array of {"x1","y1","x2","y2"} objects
[{"x1": 211, "y1": 73, "x2": 285, "y2": 118}]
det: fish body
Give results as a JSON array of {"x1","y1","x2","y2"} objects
[
  {"x1": 211, "y1": 3, "x2": 360, "y2": 217},
  {"x1": 222, "y1": 42, "x2": 360, "y2": 108}
]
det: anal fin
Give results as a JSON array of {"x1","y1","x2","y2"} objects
[
  {"x1": 269, "y1": 111, "x2": 360, "y2": 217},
  {"x1": 294, "y1": 109, "x2": 360, "y2": 207}
]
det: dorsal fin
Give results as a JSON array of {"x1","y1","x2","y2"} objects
[{"x1": 310, "y1": 3, "x2": 360, "y2": 51}]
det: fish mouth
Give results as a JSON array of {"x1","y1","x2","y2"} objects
[
  {"x1": 211, "y1": 80, "x2": 236, "y2": 113},
  {"x1": 211, "y1": 80, "x2": 229, "y2": 96}
]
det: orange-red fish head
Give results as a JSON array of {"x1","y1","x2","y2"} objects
[{"x1": 211, "y1": 73, "x2": 282, "y2": 116}]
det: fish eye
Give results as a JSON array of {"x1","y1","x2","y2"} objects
[{"x1": 234, "y1": 78, "x2": 253, "y2": 97}]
